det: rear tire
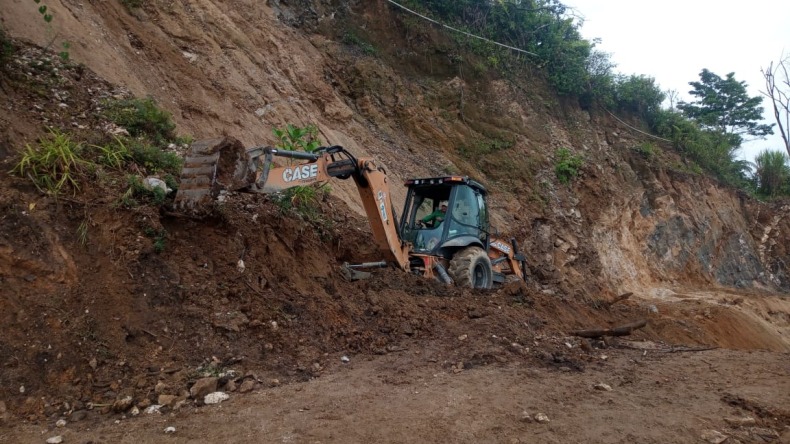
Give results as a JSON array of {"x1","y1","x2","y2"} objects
[{"x1": 449, "y1": 246, "x2": 493, "y2": 289}]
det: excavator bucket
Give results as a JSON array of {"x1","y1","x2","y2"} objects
[{"x1": 173, "y1": 137, "x2": 257, "y2": 215}]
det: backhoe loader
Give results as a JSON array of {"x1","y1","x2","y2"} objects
[{"x1": 173, "y1": 137, "x2": 527, "y2": 288}]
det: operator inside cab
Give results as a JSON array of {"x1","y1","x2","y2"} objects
[{"x1": 419, "y1": 202, "x2": 447, "y2": 228}]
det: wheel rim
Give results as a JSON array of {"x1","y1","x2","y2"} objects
[{"x1": 472, "y1": 262, "x2": 487, "y2": 288}]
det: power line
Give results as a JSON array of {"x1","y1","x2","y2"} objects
[{"x1": 385, "y1": 0, "x2": 538, "y2": 57}]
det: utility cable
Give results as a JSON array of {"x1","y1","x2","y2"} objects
[
  {"x1": 385, "y1": 1, "x2": 672, "y2": 144},
  {"x1": 385, "y1": 0, "x2": 538, "y2": 57},
  {"x1": 605, "y1": 109, "x2": 672, "y2": 143}
]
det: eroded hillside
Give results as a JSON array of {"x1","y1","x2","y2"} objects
[{"x1": 1, "y1": 1, "x2": 789, "y2": 442}]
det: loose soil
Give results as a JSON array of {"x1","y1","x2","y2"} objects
[{"x1": 0, "y1": 2, "x2": 789, "y2": 443}]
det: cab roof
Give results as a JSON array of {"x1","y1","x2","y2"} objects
[{"x1": 404, "y1": 176, "x2": 487, "y2": 194}]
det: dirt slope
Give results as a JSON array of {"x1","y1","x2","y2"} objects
[{"x1": 1, "y1": 1, "x2": 789, "y2": 443}]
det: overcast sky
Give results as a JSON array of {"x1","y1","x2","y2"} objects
[{"x1": 564, "y1": 0, "x2": 790, "y2": 162}]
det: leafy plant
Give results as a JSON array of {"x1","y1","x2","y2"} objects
[
  {"x1": 32, "y1": 0, "x2": 70, "y2": 60},
  {"x1": 651, "y1": 108, "x2": 754, "y2": 188},
  {"x1": 101, "y1": 97, "x2": 177, "y2": 144},
  {"x1": 614, "y1": 75, "x2": 666, "y2": 120},
  {"x1": 123, "y1": 138, "x2": 182, "y2": 174},
  {"x1": 753, "y1": 149, "x2": 790, "y2": 197},
  {"x1": 554, "y1": 148, "x2": 584, "y2": 185},
  {"x1": 272, "y1": 124, "x2": 321, "y2": 153},
  {"x1": 634, "y1": 142, "x2": 655, "y2": 158},
  {"x1": 120, "y1": 0, "x2": 144, "y2": 9},
  {"x1": 91, "y1": 137, "x2": 131, "y2": 168},
  {"x1": 33, "y1": 0, "x2": 53, "y2": 23},
  {"x1": 678, "y1": 69, "x2": 773, "y2": 148},
  {"x1": 271, "y1": 123, "x2": 327, "y2": 219},
  {"x1": 399, "y1": 0, "x2": 593, "y2": 95},
  {"x1": 342, "y1": 31, "x2": 377, "y2": 55},
  {"x1": 0, "y1": 27, "x2": 15, "y2": 68},
  {"x1": 77, "y1": 219, "x2": 89, "y2": 247},
  {"x1": 143, "y1": 226, "x2": 168, "y2": 253},
  {"x1": 458, "y1": 136, "x2": 514, "y2": 159},
  {"x1": 12, "y1": 129, "x2": 92, "y2": 194},
  {"x1": 122, "y1": 174, "x2": 168, "y2": 206},
  {"x1": 58, "y1": 41, "x2": 70, "y2": 62}
]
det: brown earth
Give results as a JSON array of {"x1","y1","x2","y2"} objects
[{"x1": 1, "y1": 1, "x2": 789, "y2": 443}]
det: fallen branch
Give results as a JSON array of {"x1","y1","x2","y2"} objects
[{"x1": 570, "y1": 319, "x2": 647, "y2": 338}]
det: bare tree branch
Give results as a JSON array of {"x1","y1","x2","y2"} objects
[{"x1": 761, "y1": 54, "x2": 790, "y2": 158}]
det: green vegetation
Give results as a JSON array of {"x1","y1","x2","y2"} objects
[
  {"x1": 390, "y1": 2, "x2": 781, "y2": 196},
  {"x1": 400, "y1": 0, "x2": 593, "y2": 95},
  {"x1": 634, "y1": 142, "x2": 656, "y2": 158},
  {"x1": 271, "y1": 123, "x2": 329, "y2": 221},
  {"x1": 554, "y1": 148, "x2": 584, "y2": 185},
  {"x1": 143, "y1": 226, "x2": 167, "y2": 253},
  {"x1": 100, "y1": 97, "x2": 183, "y2": 176},
  {"x1": 121, "y1": 174, "x2": 168, "y2": 207},
  {"x1": 77, "y1": 219, "x2": 89, "y2": 246},
  {"x1": 32, "y1": 0, "x2": 70, "y2": 61},
  {"x1": 14, "y1": 97, "x2": 184, "y2": 202},
  {"x1": 271, "y1": 183, "x2": 330, "y2": 220},
  {"x1": 12, "y1": 129, "x2": 91, "y2": 194},
  {"x1": 678, "y1": 69, "x2": 773, "y2": 147},
  {"x1": 119, "y1": 0, "x2": 144, "y2": 9},
  {"x1": 342, "y1": 31, "x2": 377, "y2": 55},
  {"x1": 0, "y1": 27, "x2": 14, "y2": 68},
  {"x1": 33, "y1": 0, "x2": 54, "y2": 23},
  {"x1": 102, "y1": 97, "x2": 177, "y2": 144},
  {"x1": 124, "y1": 138, "x2": 182, "y2": 175},
  {"x1": 272, "y1": 124, "x2": 321, "y2": 153},
  {"x1": 458, "y1": 136, "x2": 514, "y2": 160},
  {"x1": 753, "y1": 150, "x2": 790, "y2": 197}
]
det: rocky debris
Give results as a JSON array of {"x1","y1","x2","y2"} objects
[
  {"x1": 157, "y1": 394, "x2": 177, "y2": 408},
  {"x1": 69, "y1": 410, "x2": 87, "y2": 422},
  {"x1": 143, "y1": 177, "x2": 173, "y2": 194},
  {"x1": 144, "y1": 405, "x2": 163, "y2": 415},
  {"x1": 239, "y1": 379, "x2": 256, "y2": 393},
  {"x1": 204, "y1": 392, "x2": 230, "y2": 405},
  {"x1": 593, "y1": 383, "x2": 612, "y2": 391},
  {"x1": 155, "y1": 381, "x2": 168, "y2": 394},
  {"x1": 0, "y1": 401, "x2": 7, "y2": 423},
  {"x1": 129, "y1": 406, "x2": 140, "y2": 417},
  {"x1": 751, "y1": 428, "x2": 779, "y2": 441},
  {"x1": 700, "y1": 430, "x2": 728, "y2": 443},
  {"x1": 212, "y1": 311, "x2": 250, "y2": 332},
  {"x1": 224, "y1": 380, "x2": 237, "y2": 392},
  {"x1": 723, "y1": 416, "x2": 756, "y2": 428},
  {"x1": 190, "y1": 377, "x2": 219, "y2": 400},
  {"x1": 112, "y1": 396, "x2": 133, "y2": 413},
  {"x1": 46, "y1": 437, "x2": 63, "y2": 444},
  {"x1": 534, "y1": 413, "x2": 550, "y2": 423},
  {"x1": 55, "y1": 419, "x2": 67, "y2": 427}
]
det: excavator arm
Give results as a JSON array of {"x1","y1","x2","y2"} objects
[{"x1": 174, "y1": 137, "x2": 411, "y2": 270}]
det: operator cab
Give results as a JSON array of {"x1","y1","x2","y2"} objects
[{"x1": 399, "y1": 176, "x2": 489, "y2": 257}]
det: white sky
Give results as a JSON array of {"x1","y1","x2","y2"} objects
[{"x1": 564, "y1": 0, "x2": 790, "y2": 162}]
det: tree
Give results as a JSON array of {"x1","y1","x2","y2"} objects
[
  {"x1": 761, "y1": 55, "x2": 790, "y2": 158},
  {"x1": 613, "y1": 74, "x2": 665, "y2": 120},
  {"x1": 753, "y1": 149, "x2": 790, "y2": 197},
  {"x1": 678, "y1": 69, "x2": 773, "y2": 148}
]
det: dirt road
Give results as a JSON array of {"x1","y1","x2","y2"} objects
[{"x1": 4, "y1": 345, "x2": 789, "y2": 444}]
